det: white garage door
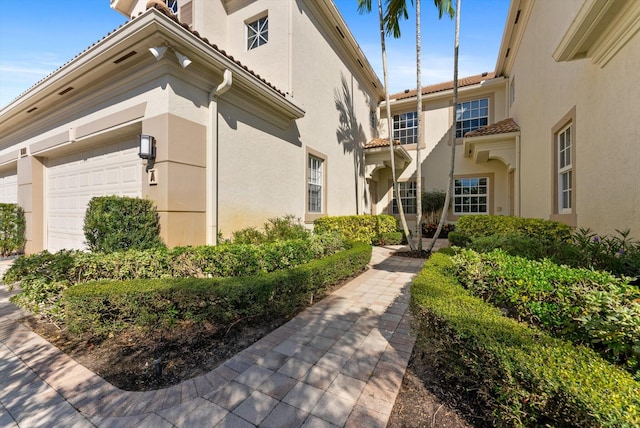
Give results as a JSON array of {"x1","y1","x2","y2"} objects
[
  {"x1": 46, "y1": 140, "x2": 142, "y2": 252},
  {"x1": 0, "y1": 169, "x2": 17, "y2": 204}
]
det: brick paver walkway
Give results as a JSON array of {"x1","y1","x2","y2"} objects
[{"x1": 0, "y1": 242, "x2": 444, "y2": 427}]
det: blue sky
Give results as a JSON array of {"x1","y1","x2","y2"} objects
[{"x1": 0, "y1": 1, "x2": 509, "y2": 108}]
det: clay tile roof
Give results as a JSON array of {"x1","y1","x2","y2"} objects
[
  {"x1": 464, "y1": 118, "x2": 520, "y2": 138},
  {"x1": 391, "y1": 72, "x2": 496, "y2": 101},
  {"x1": 364, "y1": 138, "x2": 401, "y2": 149}
]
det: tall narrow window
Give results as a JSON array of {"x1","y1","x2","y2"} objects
[
  {"x1": 557, "y1": 124, "x2": 572, "y2": 213},
  {"x1": 308, "y1": 155, "x2": 323, "y2": 213},
  {"x1": 453, "y1": 177, "x2": 489, "y2": 214},
  {"x1": 392, "y1": 181, "x2": 417, "y2": 214},
  {"x1": 456, "y1": 98, "x2": 489, "y2": 137},
  {"x1": 247, "y1": 15, "x2": 268, "y2": 50},
  {"x1": 393, "y1": 111, "x2": 418, "y2": 145}
]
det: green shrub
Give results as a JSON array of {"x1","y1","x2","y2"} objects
[
  {"x1": 314, "y1": 214, "x2": 397, "y2": 244},
  {"x1": 422, "y1": 190, "x2": 446, "y2": 223},
  {"x1": 63, "y1": 242, "x2": 372, "y2": 336},
  {"x1": 231, "y1": 227, "x2": 265, "y2": 244},
  {"x1": 374, "y1": 231, "x2": 404, "y2": 245},
  {"x1": 263, "y1": 215, "x2": 309, "y2": 241},
  {"x1": 447, "y1": 231, "x2": 470, "y2": 247},
  {"x1": 412, "y1": 253, "x2": 640, "y2": 426},
  {"x1": 83, "y1": 196, "x2": 164, "y2": 253},
  {"x1": 456, "y1": 215, "x2": 572, "y2": 242},
  {"x1": 0, "y1": 203, "x2": 25, "y2": 257},
  {"x1": 469, "y1": 234, "x2": 546, "y2": 259},
  {"x1": 452, "y1": 249, "x2": 640, "y2": 376}
]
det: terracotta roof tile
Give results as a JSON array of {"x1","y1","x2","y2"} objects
[
  {"x1": 364, "y1": 138, "x2": 401, "y2": 149},
  {"x1": 464, "y1": 118, "x2": 520, "y2": 137},
  {"x1": 391, "y1": 72, "x2": 496, "y2": 101}
]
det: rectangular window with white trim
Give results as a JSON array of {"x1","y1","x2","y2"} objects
[
  {"x1": 456, "y1": 98, "x2": 489, "y2": 138},
  {"x1": 557, "y1": 124, "x2": 572, "y2": 213},
  {"x1": 393, "y1": 111, "x2": 418, "y2": 145},
  {"x1": 308, "y1": 155, "x2": 323, "y2": 213},
  {"x1": 392, "y1": 181, "x2": 417, "y2": 215},
  {"x1": 453, "y1": 177, "x2": 489, "y2": 214}
]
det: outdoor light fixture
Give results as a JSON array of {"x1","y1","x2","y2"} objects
[
  {"x1": 175, "y1": 51, "x2": 192, "y2": 68},
  {"x1": 139, "y1": 134, "x2": 156, "y2": 160},
  {"x1": 149, "y1": 46, "x2": 168, "y2": 60}
]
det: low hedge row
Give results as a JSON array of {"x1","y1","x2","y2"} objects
[
  {"x1": 5, "y1": 235, "x2": 345, "y2": 317},
  {"x1": 63, "y1": 242, "x2": 372, "y2": 336},
  {"x1": 411, "y1": 252, "x2": 640, "y2": 426},
  {"x1": 313, "y1": 214, "x2": 397, "y2": 244},
  {"x1": 451, "y1": 249, "x2": 640, "y2": 376},
  {"x1": 454, "y1": 215, "x2": 572, "y2": 242}
]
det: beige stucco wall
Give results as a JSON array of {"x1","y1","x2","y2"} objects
[{"x1": 508, "y1": 0, "x2": 640, "y2": 236}]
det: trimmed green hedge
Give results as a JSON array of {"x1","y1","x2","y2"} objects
[
  {"x1": 63, "y1": 242, "x2": 372, "y2": 336},
  {"x1": 411, "y1": 252, "x2": 640, "y2": 426},
  {"x1": 455, "y1": 215, "x2": 572, "y2": 242},
  {"x1": 83, "y1": 196, "x2": 164, "y2": 253},
  {"x1": 0, "y1": 203, "x2": 25, "y2": 257},
  {"x1": 314, "y1": 215, "x2": 397, "y2": 244},
  {"x1": 452, "y1": 249, "x2": 640, "y2": 376}
]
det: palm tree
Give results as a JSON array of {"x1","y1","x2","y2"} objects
[
  {"x1": 357, "y1": 0, "x2": 415, "y2": 251},
  {"x1": 385, "y1": 0, "x2": 454, "y2": 254},
  {"x1": 427, "y1": 0, "x2": 459, "y2": 253}
]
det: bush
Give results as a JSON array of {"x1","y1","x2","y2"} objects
[
  {"x1": 0, "y1": 203, "x2": 25, "y2": 257},
  {"x1": 83, "y1": 196, "x2": 164, "y2": 253},
  {"x1": 373, "y1": 231, "x2": 404, "y2": 245},
  {"x1": 63, "y1": 242, "x2": 372, "y2": 336},
  {"x1": 468, "y1": 234, "x2": 546, "y2": 259},
  {"x1": 452, "y1": 249, "x2": 640, "y2": 376},
  {"x1": 447, "y1": 231, "x2": 470, "y2": 247},
  {"x1": 422, "y1": 222, "x2": 455, "y2": 238},
  {"x1": 231, "y1": 227, "x2": 265, "y2": 244},
  {"x1": 412, "y1": 253, "x2": 640, "y2": 426},
  {"x1": 456, "y1": 215, "x2": 572, "y2": 243},
  {"x1": 314, "y1": 214, "x2": 397, "y2": 244},
  {"x1": 422, "y1": 190, "x2": 446, "y2": 223}
]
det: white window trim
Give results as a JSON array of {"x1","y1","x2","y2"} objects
[
  {"x1": 453, "y1": 176, "x2": 489, "y2": 215},
  {"x1": 392, "y1": 181, "x2": 417, "y2": 215},
  {"x1": 164, "y1": 0, "x2": 178, "y2": 14},
  {"x1": 308, "y1": 155, "x2": 323, "y2": 213},
  {"x1": 392, "y1": 111, "x2": 418, "y2": 145},
  {"x1": 557, "y1": 124, "x2": 572, "y2": 214},
  {"x1": 247, "y1": 15, "x2": 268, "y2": 51},
  {"x1": 456, "y1": 98, "x2": 489, "y2": 138}
]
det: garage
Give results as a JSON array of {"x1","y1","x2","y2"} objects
[
  {"x1": 0, "y1": 168, "x2": 18, "y2": 204},
  {"x1": 46, "y1": 140, "x2": 142, "y2": 251}
]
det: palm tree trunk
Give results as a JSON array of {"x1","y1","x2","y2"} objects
[
  {"x1": 378, "y1": 0, "x2": 415, "y2": 251},
  {"x1": 427, "y1": 0, "x2": 461, "y2": 252},
  {"x1": 415, "y1": 0, "x2": 423, "y2": 253}
]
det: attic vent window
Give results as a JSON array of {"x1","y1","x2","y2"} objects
[
  {"x1": 247, "y1": 15, "x2": 268, "y2": 50},
  {"x1": 114, "y1": 51, "x2": 138, "y2": 64},
  {"x1": 164, "y1": 0, "x2": 178, "y2": 14},
  {"x1": 58, "y1": 87, "x2": 74, "y2": 96},
  {"x1": 27, "y1": 107, "x2": 37, "y2": 113},
  {"x1": 19, "y1": 148, "x2": 28, "y2": 158}
]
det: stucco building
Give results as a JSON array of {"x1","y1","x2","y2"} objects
[{"x1": 1, "y1": 0, "x2": 638, "y2": 254}]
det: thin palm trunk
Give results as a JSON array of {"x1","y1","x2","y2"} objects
[
  {"x1": 427, "y1": 0, "x2": 460, "y2": 252},
  {"x1": 377, "y1": 0, "x2": 415, "y2": 251},
  {"x1": 415, "y1": 0, "x2": 423, "y2": 253}
]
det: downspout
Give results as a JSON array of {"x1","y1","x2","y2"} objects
[{"x1": 207, "y1": 69, "x2": 232, "y2": 245}]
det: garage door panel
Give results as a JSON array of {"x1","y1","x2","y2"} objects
[
  {"x1": 0, "y1": 170, "x2": 18, "y2": 204},
  {"x1": 47, "y1": 140, "x2": 142, "y2": 252}
]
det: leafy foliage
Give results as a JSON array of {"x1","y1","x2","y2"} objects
[
  {"x1": 0, "y1": 203, "x2": 25, "y2": 257},
  {"x1": 455, "y1": 215, "x2": 572, "y2": 243},
  {"x1": 83, "y1": 196, "x2": 164, "y2": 253},
  {"x1": 452, "y1": 249, "x2": 640, "y2": 377},
  {"x1": 314, "y1": 214, "x2": 397, "y2": 244},
  {"x1": 421, "y1": 190, "x2": 447, "y2": 224},
  {"x1": 63, "y1": 242, "x2": 371, "y2": 337},
  {"x1": 412, "y1": 253, "x2": 640, "y2": 427}
]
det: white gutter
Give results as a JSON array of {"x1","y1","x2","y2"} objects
[{"x1": 207, "y1": 69, "x2": 232, "y2": 245}]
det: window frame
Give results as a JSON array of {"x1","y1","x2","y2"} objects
[
  {"x1": 453, "y1": 176, "x2": 490, "y2": 215},
  {"x1": 391, "y1": 180, "x2": 418, "y2": 215},
  {"x1": 455, "y1": 97, "x2": 490, "y2": 138},
  {"x1": 164, "y1": 0, "x2": 178, "y2": 14},
  {"x1": 305, "y1": 148, "x2": 327, "y2": 223},
  {"x1": 392, "y1": 111, "x2": 418, "y2": 145},
  {"x1": 246, "y1": 14, "x2": 269, "y2": 51},
  {"x1": 550, "y1": 107, "x2": 577, "y2": 227},
  {"x1": 557, "y1": 124, "x2": 572, "y2": 214}
]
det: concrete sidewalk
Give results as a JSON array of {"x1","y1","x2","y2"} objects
[{"x1": 0, "y1": 243, "x2": 444, "y2": 427}]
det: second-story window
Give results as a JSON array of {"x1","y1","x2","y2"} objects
[
  {"x1": 247, "y1": 15, "x2": 269, "y2": 50},
  {"x1": 456, "y1": 98, "x2": 489, "y2": 137},
  {"x1": 164, "y1": 0, "x2": 178, "y2": 15},
  {"x1": 393, "y1": 111, "x2": 418, "y2": 145}
]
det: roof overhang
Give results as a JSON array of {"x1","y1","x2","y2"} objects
[
  {"x1": 463, "y1": 131, "x2": 519, "y2": 171},
  {"x1": 364, "y1": 144, "x2": 412, "y2": 179},
  {"x1": 552, "y1": 0, "x2": 640, "y2": 67},
  {"x1": 0, "y1": 8, "x2": 305, "y2": 134},
  {"x1": 495, "y1": 0, "x2": 533, "y2": 77}
]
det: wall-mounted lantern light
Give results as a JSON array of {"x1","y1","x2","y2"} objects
[{"x1": 139, "y1": 134, "x2": 156, "y2": 160}]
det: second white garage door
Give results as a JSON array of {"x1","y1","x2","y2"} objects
[
  {"x1": 0, "y1": 169, "x2": 18, "y2": 204},
  {"x1": 46, "y1": 140, "x2": 142, "y2": 252}
]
